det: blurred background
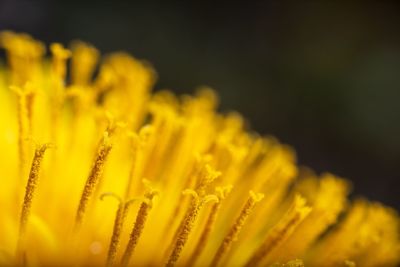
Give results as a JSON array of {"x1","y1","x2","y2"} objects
[{"x1": 0, "y1": 1, "x2": 399, "y2": 209}]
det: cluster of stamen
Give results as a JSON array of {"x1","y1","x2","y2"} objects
[{"x1": 0, "y1": 31, "x2": 398, "y2": 267}]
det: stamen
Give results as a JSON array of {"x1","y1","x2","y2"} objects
[
  {"x1": 195, "y1": 164, "x2": 221, "y2": 196},
  {"x1": 121, "y1": 187, "x2": 159, "y2": 267},
  {"x1": 24, "y1": 85, "x2": 36, "y2": 137},
  {"x1": 74, "y1": 132, "x2": 112, "y2": 231},
  {"x1": 210, "y1": 191, "x2": 264, "y2": 267},
  {"x1": 50, "y1": 43, "x2": 71, "y2": 81},
  {"x1": 100, "y1": 193, "x2": 136, "y2": 267},
  {"x1": 166, "y1": 190, "x2": 218, "y2": 267},
  {"x1": 270, "y1": 175, "x2": 349, "y2": 262},
  {"x1": 18, "y1": 143, "x2": 51, "y2": 253},
  {"x1": 104, "y1": 111, "x2": 127, "y2": 137},
  {"x1": 344, "y1": 260, "x2": 356, "y2": 267},
  {"x1": 244, "y1": 194, "x2": 311, "y2": 267},
  {"x1": 187, "y1": 185, "x2": 233, "y2": 266},
  {"x1": 160, "y1": 154, "x2": 212, "y2": 245},
  {"x1": 124, "y1": 132, "x2": 139, "y2": 199},
  {"x1": 70, "y1": 40, "x2": 99, "y2": 86},
  {"x1": 270, "y1": 259, "x2": 305, "y2": 267},
  {"x1": 0, "y1": 31, "x2": 45, "y2": 85},
  {"x1": 10, "y1": 86, "x2": 30, "y2": 180},
  {"x1": 165, "y1": 190, "x2": 199, "y2": 267},
  {"x1": 163, "y1": 164, "x2": 220, "y2": 265}
]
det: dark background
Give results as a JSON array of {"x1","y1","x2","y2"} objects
[{"x1": 1, "y1": 1, "x2": 399, "y2": 209}]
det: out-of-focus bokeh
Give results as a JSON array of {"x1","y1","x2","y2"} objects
[{"x1": 1, "y1": 1, "x2": 399, "y2": 209}]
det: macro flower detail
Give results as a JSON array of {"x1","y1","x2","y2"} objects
[{"x1": 0, "y1": 31, "x2": 399, "y2": 267}]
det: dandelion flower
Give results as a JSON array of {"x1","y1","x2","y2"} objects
[{"x1": 0, "y1": 31, "x2": 399, "y2": 267}]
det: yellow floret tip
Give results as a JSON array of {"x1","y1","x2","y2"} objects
[{"x1": 0, "y1": 31, "x2": 398, "y2": 267}]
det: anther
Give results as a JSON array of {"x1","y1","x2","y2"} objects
[
  {"x1": 74, "y1": 132, "x2": 112, "y2": 231},
  {"x1": 50, "y1": 43, "x2": 71, "y2": 81},
  {"x1": 166, "y1": 190, "x2": 217, "y2": 267},
  {"x1": 10, "y1": 85, "x2": 30, "y2": 180},
  {"x1": 101, "y1": 193, "x2": 137, "y2": 267},
  {"x1": 210, "y1": 191, "x2": 264, "y2": 267},
  {"x1": 18, "y1": 143, "x2": 52, "y2": 254},
  {"x1": 121, "y1": 187, "x2": 159, "y2": 267},
  {"x1": 244, "y1": 194, "x2": 311, "y2": 267},
  {"x1": 70, "y1": 40, "x2": 99, "y2": 86},
  {"x1": 187, "y1": 185, "x2": 233, "y2": 266}
]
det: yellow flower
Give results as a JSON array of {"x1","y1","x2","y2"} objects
[{"x1": 0, "y1": 31, "x2": 398, "y2": 267}]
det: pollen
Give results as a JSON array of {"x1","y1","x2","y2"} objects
[
  {"x1": 18, "y1": 143, "x2": 52, "y2": 254},
  {"x1": 75, "y1": 132, "x2": 113, "y2": 231},
  {"x1": 121, "y1": 183, "x2": 158, "y2": 267},
  {"x1": 0, "y1": 31, "x2": 398, "y2": 267},
  {"x1": 210, "y1": 191, "x2": 264, "y2": 267}
]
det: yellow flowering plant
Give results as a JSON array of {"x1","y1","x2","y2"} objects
[{"x1": 0, "y1": 31, "x2": 398, "y2": 267}]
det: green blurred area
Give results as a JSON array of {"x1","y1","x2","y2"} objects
[{"x1": 1, "y1": 1, "x2": 399, "y2": 208}]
